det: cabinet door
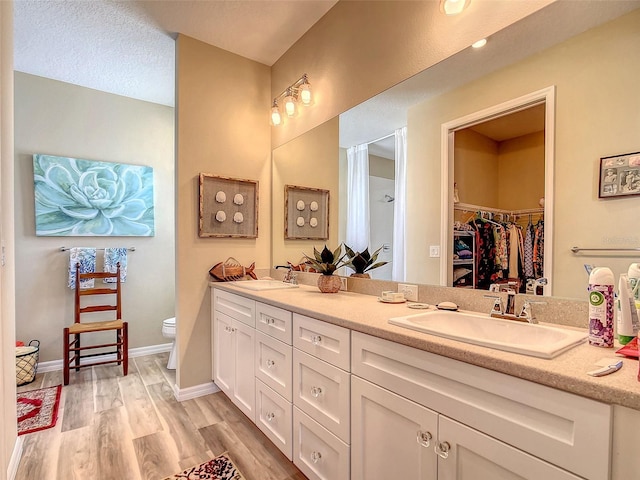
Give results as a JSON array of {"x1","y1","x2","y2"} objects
[
  {"x1": 233, "y1": 319, "x2": 255, "y2": 422},
  {"x1": 213, "y1": 311, "x2": 235, "y2": 397},
  {"x1": 436, "y1": 416, "x2": 582, "y2": 480},
  {"x1": 351, "y1": 376, "x2": 438, "y2": 480}
]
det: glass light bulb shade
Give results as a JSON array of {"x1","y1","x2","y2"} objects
[
  {"x1": 299, "y1": 83, "x2": 313, "y2": 106},
  {"x1": 441, "y1": 0, "x2": 470, "y2": 15},
  {"x1": 271, "y1": 106, "x2": 282, "y2": 126},
  {"x1": 284, "y1": 94, "x2": 297, "y2": 117}
]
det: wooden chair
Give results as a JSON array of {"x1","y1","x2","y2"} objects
[{"x1": 63, "y1": 263, "x2": 128, "y2": 385}]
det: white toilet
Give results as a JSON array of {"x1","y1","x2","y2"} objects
[{"x1": 162, "y1": 317, "x2": 177, "y2": 370}]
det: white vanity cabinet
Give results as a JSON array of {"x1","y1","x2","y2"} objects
[
  {"x1": 254, "y1": 304, "x2": 294, "y2": 460},
  {"x1": 351, "y1": 332, "x2": 611, "y2": 480},
  {"x1": 212, "y1": 289, "x2": 256, "y2": 422},
  {"x1": 292, "y1": 314, "x2": 351, "y2": 480}
]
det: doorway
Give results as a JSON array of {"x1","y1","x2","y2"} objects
[{"x1": 440, "y1": 87, "x2": 555, "y2": 294}]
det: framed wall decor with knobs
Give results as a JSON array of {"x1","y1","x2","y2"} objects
[
  {"x1": 284, "y1": 184, "x2": 329, "y2": 240},
  {"x1": 199, "y1": 173, "x2": 258, "y2": 238}
]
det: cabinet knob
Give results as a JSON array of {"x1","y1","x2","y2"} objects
[
  {"x1": 311, "y1": 334, "x2": 322, "y2": 345},
  {"x1": 266, "y1": 359, "x2": 276, "y2": 369},
  {"x1": 310, "y1": 386, "x2": 323, "y2": 398},
  {"x1": 435, "y1": 441, "x2": 451, "y2": 459},
  {"x1": 266, "y1": 412, "x2": 275, "y2": 422},
  {"x1": 416, "y1": 430, "x2": 432, "y2": 448},
  {"x1": 310, "y1": 451, "x2": 322, "y2": 464},
  {"x1": 265, "y1": 316, "x2": 275, "y2": 325}
]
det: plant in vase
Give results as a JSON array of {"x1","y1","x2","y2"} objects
[
  {"x1": 303, "y1": 245, "x2": 346, "y2": 293},
  {"x1": 343, "y1": 245, "x2": 389, "y2": 278}
]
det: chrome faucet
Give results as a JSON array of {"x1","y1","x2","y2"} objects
[
  {"x1": 283, "y1": 268, "x2": 298, "y2": 285},
  {"x1": 484, "y1": 286, "x2": 545, "y2": 324}
]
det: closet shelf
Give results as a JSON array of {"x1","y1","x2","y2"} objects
[
  {"x1": 454, "y1": 202, "x2": 544, "y2": 216},
  {"x1": 453, "y1": 259, "x2": 474, "y2": 265}
]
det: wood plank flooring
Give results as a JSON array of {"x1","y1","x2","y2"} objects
[{"x1": 15, "y1": 353, "x2": 306, "y2": 480}]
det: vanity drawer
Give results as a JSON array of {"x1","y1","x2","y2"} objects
[
  {"x1": 256, "y1": 302, "x2": 292, "y2": 344},
  {"x1": 255, "y1": 331, "x2": 292, "y2": 402},
  {"x1": 293, "y1": 313, "x2": 350, "y2": 371},
  {"x1": 213, "y1": 289, "x2": 255, "y2": 327},
  {"x1": 293, "y1": 349, "x2": 350, "y2": 443},
  {"x1": 351, "y1": 331, "x2": 611, "y2": 480},
  {"x1": 293, "y1": 407, "x2": 350, "y2": 480},
  {"x1": 255, "y1": 379, "x2": 292, "y2": 460}
]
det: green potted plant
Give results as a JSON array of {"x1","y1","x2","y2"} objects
[
  {"x1": 303, "y1": 245, "x2": 346, "y2": 293},
  {"x1": 344, "y1": 245, "x2": 389, "y2": 278}
]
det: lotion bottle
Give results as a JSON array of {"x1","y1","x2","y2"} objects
[
  {"x1": 588, "y1": 267, "x2": 615, "y2": 347},
  {"x1": 616, "y1": 273, "x2": 639, "y2": 344}
]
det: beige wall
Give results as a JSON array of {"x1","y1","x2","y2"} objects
[
  {"x1": 271, "y1": 0, "x2": 553, "y2": 149},
  {"x1": 1, "y1": 1, "x2": 16, "y2": 475},
  {"x1": 176, "y1": 35, "x2": 271, "y2": 389},
  {"x1": 13, "y1": 73, "x2": 175, "y2": 363},
  {"x1": 369, "y1": 154, "x2": 394, "y2": 180},
  {"x1": 498, "y1": 131, "x2": 544, "y2": 210},
  {"x1": 454, "y1": 129, "x2": 499, "y2": 206},
  {"x1": 407, "y1": 9, "x2": 640, "y2": 299},
  {"x1": 272, "y1": 117, "x2": 339, "y2": 269}
]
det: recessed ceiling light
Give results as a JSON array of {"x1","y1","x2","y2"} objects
[
  {"x1": 440, "y1": 0, "x2": 471, "y2": 16},
  {"x1": 472, "y1": 38, "x2": 487, "y2": 49}
]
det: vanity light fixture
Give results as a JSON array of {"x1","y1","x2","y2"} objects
[
  {"x1": 440, "y1": 0, "x2": 471, "y2": 16},
  {"x1": 270, "y1": 74, "x2": 313, "y2": 126},
  {"x1": 472, "y1": 38, "x2": 487, "y2": 49}
]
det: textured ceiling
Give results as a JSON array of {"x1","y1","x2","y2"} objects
[
  {"x1": 341, "y1": 1, "x2": 640, "y2": 159},
  {"x1": 13, "y1": 0, "x2": 337, "y2": 107}
]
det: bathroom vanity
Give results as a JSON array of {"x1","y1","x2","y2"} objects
[{"x1": 210, "y1": 283, "x2": 640, "y2": 480}]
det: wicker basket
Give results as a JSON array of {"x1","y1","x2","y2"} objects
[{"x1": 16, "y1": 340, "x2": 40, "y2": 386}]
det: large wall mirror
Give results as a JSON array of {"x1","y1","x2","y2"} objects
[{"x1": 271, "y1": 3, "x2": 640, "y2": 301}]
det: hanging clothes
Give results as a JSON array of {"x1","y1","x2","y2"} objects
[
  {"x1": 470, "y1": 217, "x2": 500, "y2": 290},
  {"x1": 507, "y1": 224, "x2": 519, "y2": 279},
  {"x1": 524, "y1": 220, "x2": 535, "y2": 278},
  {"x1": 533, "y1": 220, "x2": 545, "y2": 278}
]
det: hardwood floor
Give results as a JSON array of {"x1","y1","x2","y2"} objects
[{"x1": 16, "y1": 353, "x2": 306, "y2": 480}]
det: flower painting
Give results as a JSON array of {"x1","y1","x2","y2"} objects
[{"x1": 33, "y1": 154, "x2": 155, "y2": 236}]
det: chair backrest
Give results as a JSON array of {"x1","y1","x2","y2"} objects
[{"x1": 74, "y1": 263, "x2": 122, "y2": 324}]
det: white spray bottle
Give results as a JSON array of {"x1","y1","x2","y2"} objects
[
  {"x1": 588, "y1": 267, "x2": 615, "y2": 347},
  {"x1": 616, "y1": 273, "x2": 639, "y2": 344}
]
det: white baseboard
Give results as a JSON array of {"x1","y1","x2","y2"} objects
[
  {"x1": 37, "y1": 343, "x2": 173, "y2": 373},
  {"x1": 7, "y1": 436, "x2": 24, "y2": 480},
  {"x1": 174, "y1": 381, "x2": 220, "y2": 402}
]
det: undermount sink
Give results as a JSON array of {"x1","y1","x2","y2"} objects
[
  {"x1": 230, "y1": 280, "x2": 300, "y2": 291},
  {"x1": 388, "y1": 310, "x2": 587, "y2": 359}
]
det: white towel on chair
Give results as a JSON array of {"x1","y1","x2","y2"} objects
[
  {"x1": 103, "y1": 247, "x2": 128, "y2": 283},
  {"x1": 68, "y1": 247, "x2": 96, "y2": 289}
]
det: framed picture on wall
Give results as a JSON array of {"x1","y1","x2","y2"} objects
[
  {"x1": 285, "y1": 185, "x2": 329, "y2": 240},
  {"x1": 199, "y1": 173, "x2": 258, "y2": 237},
  {"x1": 599, "y1": 151, "x2": 640, "y2": 199}
]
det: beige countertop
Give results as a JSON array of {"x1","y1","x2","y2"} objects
[{"x1": 211, "y1": 282, "x2": 640, "y2": 410}]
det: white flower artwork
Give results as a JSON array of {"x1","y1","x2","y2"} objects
[
  {"x1": 296, "y1": 216, "x2": 305, "y2": 227},
  {"x1": 310, "y1": 201, "x2": 319, "y2": 211},
  {"x1": 215, "y1": 191, "x2": 226, "y2": 203},
  {"x1": 296, "y1": 200, "x2": 306, "y2": 211},
  {"x1": 215, "y1": 211, "x2": 226, "y2": 222},
  {"x1": 309, "y1": 217, "x2": 318, "y2": 227},
  {"x1": 233, "y1": 212, "x2": 244, "y2": 223},
  {"x1": 233, "y1": 194, "x2": 244, "y2": 205}
]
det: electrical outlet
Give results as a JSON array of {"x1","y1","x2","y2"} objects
[
  {"x1": 339, "y1": 277, "x2": 348, "y2": 291},
  {"x1": 429, "y1": 245, "x2": 440, "y2": 258},
  {"x1": 398, "y1": 283, "x2": 418, "y2": 302}
]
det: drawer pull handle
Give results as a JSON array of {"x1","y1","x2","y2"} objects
[
  {"x1": 310, "y1": 386, "x2": 323, "y2": 398},
  {"x1": 266, "y1": 359, "x2": 276, "y2": 369},
  {"x1": 266, "y1": 412, "x2": 275, "y2": 422},
  {"x1": 435, "y1": 441, "x2": 451, "y2": 459},
  {"x1": 311, "y1": 334, "x2": 322, "y2": 345},
  {"x1": 310, "y1": 451, "x2": 322, "y2": 464},
  {"x1": 265, "y1": 316, "x2": 275, "y2": 325},
  {"x1": 416, "y1": 430, "x2": 432, "y2": 448}
]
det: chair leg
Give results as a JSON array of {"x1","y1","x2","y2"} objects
[
  {"x1": 63, "y1": 327, "x2": 70, "y2": 386},
  {"x1": 74, "y1": 334, "x2": 81, "y2": 372},
  {"x1": 122, "y1": 322, "x2": 129, "y2": 377}
]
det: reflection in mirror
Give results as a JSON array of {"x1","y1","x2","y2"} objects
[{"x1": 273, "y1": 3, "x2": 640, "y2": 301}]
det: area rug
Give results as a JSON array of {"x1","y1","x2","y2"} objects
[
  {"x1": 163, "y1": 452, "x2": 245, "y2": 480},
  {"x1": 17, "y1": 385, "x2": 62, "y2": 435}
]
